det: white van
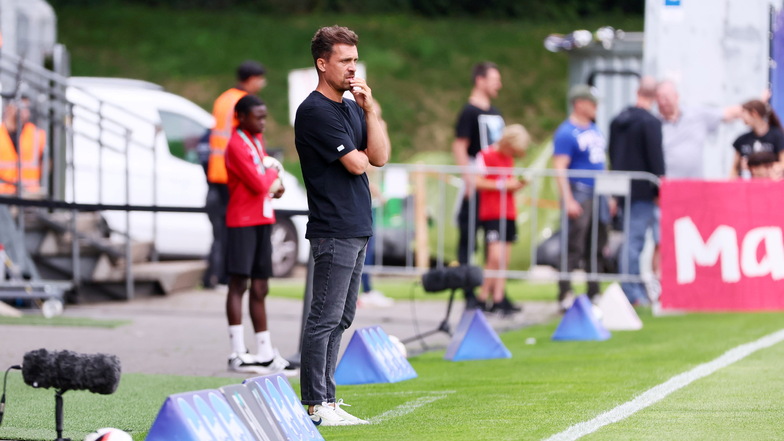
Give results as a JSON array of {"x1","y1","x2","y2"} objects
[{"x1": 65, "y1": 77, "x2": 309, "y2": 277}]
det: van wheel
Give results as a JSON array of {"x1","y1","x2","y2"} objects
[{"x1": 271, "y1": 217, "x2": 298, "y2": 278}]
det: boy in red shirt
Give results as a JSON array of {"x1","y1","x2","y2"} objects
[
  {"x1": 224, "y1": 94, "x2": 294, "y2": 376},
  {"x1": 474, "y1": 124, "x2": 530, "y2": 314}
]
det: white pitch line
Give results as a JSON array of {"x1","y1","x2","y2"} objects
[
  {"x1": 544, "y1": 328, "x2": 784, "y2": 441},
  {"x1": 369, "y1": 392, "x2": 453, "y2": 424}
]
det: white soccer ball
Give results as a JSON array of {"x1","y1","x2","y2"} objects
[
  {"x1": 262, "y1": 155, "x2": 283, "y2": 173},
  {"x1": 388, "y1": 335, "x2": 407, "y2": 358},
  {"x1": 262, "y1": 156, "x2": 284, "y2": 194},
  {"x1": 84, "y1": 428, "x2": 132, "y2": 441}
]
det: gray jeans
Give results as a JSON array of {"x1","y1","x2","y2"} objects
[
  {"x1": 300, "y1": 237, "x2": 368, "y2": 405},
  {"x1": 558, "y1": 183, "x2": 608, "y2": 300}
]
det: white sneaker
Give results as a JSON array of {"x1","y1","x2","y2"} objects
[
  {"x1": 558, "y1": 292, "x2": 576, "y2": 312},
  {"x1": 310, "y1": 402, "x2": 351, "y2": 426},
  {"x1": 358, "y1": 290, "x2": 394, "y2": 308},
  {"x1": 228, "y1": 352, "x2": 283, "y2": 375},
  {"x1": 259, "y1": 349, "x2": 299, "y2": 378},
  {"x1": 333, "y1": 399, "x2": 369, "y2": 425}
]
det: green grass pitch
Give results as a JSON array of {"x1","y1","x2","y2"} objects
[{"x1": 1, "y1": 309, "x2": 782, "y2": 441}]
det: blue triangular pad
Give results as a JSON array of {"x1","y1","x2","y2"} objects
[
  {"x1": 552, "y1": 294, "x2": 611, "y2": 341},
  {"x1": 221, "y1": 384, "x2": 287, "y2": 441},
  {"x1": 335, "y1": 326, "x2": 417, "y2": 385},
  {"x1": 444, "y1": 309, "x2": 512, "y2": 361},
  {"x1": 146, "y1": 389, "x2": 257, "y2": 441},
  {"x1": 243, "y1": 374, "x2": 323, "y2": 441}
]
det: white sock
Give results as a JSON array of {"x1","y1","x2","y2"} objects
[
  {"x1": 255, "y1": 330, "x2": 274, "y2": 361},
  {"x1": 229, "y1": 325, "x2": 245, "y2": 355}
]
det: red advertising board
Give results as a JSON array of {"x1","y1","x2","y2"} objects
[{"x1": 660, "y1": 180, "x2": 784, "y2": 311}]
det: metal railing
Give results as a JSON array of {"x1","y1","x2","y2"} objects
[
  {"x1": 364, "y1": 163, "x2": 660, "y2": 287},
  {"x1": 0, "y1": 49, "x2": 164, "y2": 300}
]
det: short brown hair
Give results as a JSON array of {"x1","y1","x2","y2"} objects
[
  {"x1": 747, "y1": 151, "x2": 778, "y2": 168},
  {"x1": 311, "y1": 25, "x2": 359, "y2": 67},
  {"x1": 472, "y1": 61, "x2": 499, "y2": 84}
]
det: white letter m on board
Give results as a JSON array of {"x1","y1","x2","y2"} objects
[{"x1": 674, "y1": 217, "x2": 740, "y2": 284}]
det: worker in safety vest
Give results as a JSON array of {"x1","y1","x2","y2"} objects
[
  {"x1": 0, "y1": 97, "x2": 46, "y2": 195},
  {"x1": 204, "y1": 60, "x2": 267, "y2": 288}
]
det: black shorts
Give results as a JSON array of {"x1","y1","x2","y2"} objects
[
  {"x1": 226, "y1": 224, "x2": 273, "y2": 279},
  {"x1": 482, "y1": 219, "x2": 518, "y2": 243}
]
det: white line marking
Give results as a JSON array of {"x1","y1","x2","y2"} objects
[
  {"x1": 369, "y1": 391, "x2": 453, "y2": 424},
  {"x1": 544, "y1": 328, "x2": 784, "y2": 441}
]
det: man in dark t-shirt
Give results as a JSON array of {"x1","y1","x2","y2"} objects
[
  {"x1": 452, "y1": 61, "x2": 505, "y2": 308},
  {"x1": 295, "y1": 25, "x2": 390, "y2": 427},
  {"x1": 608, "y1": 77, "x2": 665, "y2": 306}
]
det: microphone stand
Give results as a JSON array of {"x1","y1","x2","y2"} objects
[
  {"x1": 401, "y1": 288, "x2": 457, "y2": 344},
  {"x1": 54, "y1": 389, "x2": 70, "y2": 441}
]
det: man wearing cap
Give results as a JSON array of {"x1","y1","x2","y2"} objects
[
  {"x1": 204, "y1": 60, "x2": 267, "y2": 288},
  {"x1": 552, "y1": 84, "x2": 609, "y2": 311}
]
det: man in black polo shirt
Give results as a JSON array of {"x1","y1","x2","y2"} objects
[{"x1": 295, "y1": 25, "x2": 390, "y2": 427}]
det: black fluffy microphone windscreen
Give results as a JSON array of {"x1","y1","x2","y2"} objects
[
  {"x1": 22, "y1": 349, "x2": 121, "y2": 395},
  {"x1": 421, "y1": 265, "x2": 484, "y2": 293}
]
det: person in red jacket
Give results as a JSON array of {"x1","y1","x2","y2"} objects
[
  {"x1": 474, "y1": 124, "x2": 530, "y2": 314},
  {"x1": 224, "y1": 94, "x2": 294, "y2": 376}
]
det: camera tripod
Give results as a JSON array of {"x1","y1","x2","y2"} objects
[{"x1": 401, "y1": 288, "x2": 459, "y2": 345}]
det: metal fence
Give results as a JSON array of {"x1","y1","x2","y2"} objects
[
  {"x1": 363, "y1": 162, "x2": 660, "y2": 287},
  {"x1": 0, "y1": 49, "x2": 166, "y2": 301}
]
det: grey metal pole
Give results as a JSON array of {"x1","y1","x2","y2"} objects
[
  {"x1": 467, "y1": 174, "x2": 476, "y2": 266},
  {"x1": 529, "y1": 172, "x2": 540, "y2": 267},
  {"x1": 623, "y1": 186, "x2": 632, "y2": 280},
  {"x1": 591, "y1": 191, "x2": 599, "y2": 275},
  {"x1": 124, "y1": 128, "x2": 134, "y2": 300},
  {"x1": 150, "y1": 125, "x2": 160, "y2": 262},
  {"x1": 292, "y1": 252, "x2": 315, "y2": 365},
  {"x1": 98, "y1": 102, "x2": 104, "y2": 204},
  {"x1": 559, "y1": 196, "x2": 569, "y2": 281},
  {"x1": 436, "y1": 171, "x2": 446, "y2": 268},
  {"x1": 70, "y1": 207, "x2": 81, "y2": 299},
  {"x1": 52, "y1": 99, "x2": 65, "y2": 200}
]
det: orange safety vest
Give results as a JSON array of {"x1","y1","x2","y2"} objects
[
  {"x1": 207, "y1": 88, "x2": 248, "y2": 184},
  {"x1": 0, "y1": 122, "x2": 45, "y2": 195}
]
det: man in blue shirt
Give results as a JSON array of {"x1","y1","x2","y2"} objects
[{"x1": 552, "y1": 84, "x2": 608, "y2": 312}]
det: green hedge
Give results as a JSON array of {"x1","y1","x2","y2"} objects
[{"x1": 47, "y1": 0, "x2": 643, "y2": 19}]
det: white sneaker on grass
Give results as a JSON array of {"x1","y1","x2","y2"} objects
[
  {"x1": 333, "y1": 399, "x2": 369, "y2": 425},
  {"x1": 228, "y1": 352, "x2": 283, "y2": 375},
  {"x1": 310, "y1": 402, "x2": 351, "y2": 426}
]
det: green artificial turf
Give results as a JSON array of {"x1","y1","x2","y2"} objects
[
  {"x1": 271, "y1": 276, "x2": 599, "y2": 303},
  {"x1": 0, "y1": 315, "x2": 129, "y2": 328},
  {"x1": 1, "y1": 311, "x2": 782, "y2": 441},
  {"x1": 587, "y1": 331, "x2": 784, "y2": 441}
]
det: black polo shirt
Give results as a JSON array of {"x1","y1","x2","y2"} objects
[{"x1": 294, "y1": 91, "x2": 373, "y2": 239}]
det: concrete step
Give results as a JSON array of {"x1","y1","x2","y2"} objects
[
  {"x1": 25, "y1": 211, "x2": 108, "y2": 236},
  {"x1": 38, "y1": 232, "x2": 152, "y2": 264},
  {"x1": 91, "y1": 259, "x2": 206, "y2": 295}
]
